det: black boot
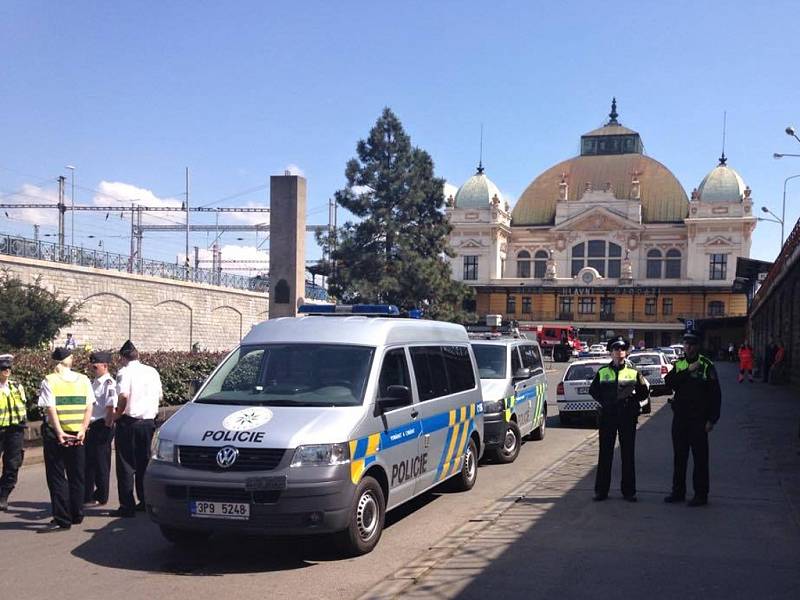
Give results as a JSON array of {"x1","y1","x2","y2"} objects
[
  {"x1": 0, "y1": 496, "x2": 8, "y2": 511},
  {"x1": 664, "y1": 494, "x2": 685, "y2": 503}
]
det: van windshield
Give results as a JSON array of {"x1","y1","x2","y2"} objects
[
  {"x1": 194, "y1": 344, "x2": 375, "y2": 407},
  {"x1": 472, "y1": 344, "x2": 507, "y2": 379}
]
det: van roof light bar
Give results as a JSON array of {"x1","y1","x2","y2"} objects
[{"x1": 298, "y1": 304, "x2": 401, "y2": 317}]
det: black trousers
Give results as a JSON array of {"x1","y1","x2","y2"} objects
[
  {"x1": 0, "y1": 426, "x2": 25, "y2": 499},
  {"x1": 84, "y1": 420, "x2": 113, "y2": 504},
  {"x1": 595, "y1": 412, "x2": 638, "y2": 497},
  {"x1": 42, "y1": 424, "x2": 85, "y2": 527},
  {"x1": 671, "y1": 417, "x2": 709, "y2": 498},
  {"x1": 115, "y1": 417, "x2": 155, "y2": 511}
]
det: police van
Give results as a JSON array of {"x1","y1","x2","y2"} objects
[
  {"x1": 470, "y1": 337, "x2": 548, "y2": 462},
  {"x1": 144, "y1": 305, "x2": 484, "y2": 555}
]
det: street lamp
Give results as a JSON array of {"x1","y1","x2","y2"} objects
[
  {"x1": 787, "y1": 126, "x2": 800, "y2": 144},
  {"x1": 65, "y1": 165, "x2": 75, "y2": 246},
  {"x1": 774, "y1": 153, "x2": 800, "y2": 159},
  {"x1": 778, "y1": 174, "x2": 800, "y2": 247},
  {"x1": 760, "y1": 205, "x2": 785, "y2": 245}
]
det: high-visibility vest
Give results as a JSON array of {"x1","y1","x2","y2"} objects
[
  {"x1": 46, "y1": 373, "x2": 90, "y2": 434},
  {"x1": 674, "y1": 355, "x2": 712, "y2": 380},
  {"x1": 0, "y1": 380, "x2": 26, "y2": 427},
  {"x1": 597, "y1": 365, "x2": 639, "y2": 384}
]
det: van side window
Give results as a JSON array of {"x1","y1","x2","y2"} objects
[
  {"x1": 520, "y1": 344, "x2": 543, "y2": 372},
  {"x1": 410, "y1": 347, "x2": 450, "y2": 401},
  {"x1": 378, "y1": 349, "x2": 412, "y2": 405},
  {"x1": 442, "y1": 345, "x2": 475, "y2": 393},
  {"x1": 511, "y1": 347, "x2": 523, "y2": 374}
]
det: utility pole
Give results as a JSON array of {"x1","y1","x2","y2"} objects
[
  {"x1": 129, "y1": 204, "x2": 136, "y2": 273},
  {"x1": 33, "y1": 224, "x2": 39, "y2": 243},
  {"x1": 57, "y1": 176, "x2": 66, "y2": 252},
  {"x1": 66, "y1": 165, "x2": 75, "y2": 246},
  {"x1": 185, "y1": 167, "x2": 190, "y2": 278},
  {"x1": 194, "y1": 246, "x2": 200, "y2": 271}
]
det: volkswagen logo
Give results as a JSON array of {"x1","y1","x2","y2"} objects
[{"x1": 216, "y1": 446, "x2": 239, "y2": 469}]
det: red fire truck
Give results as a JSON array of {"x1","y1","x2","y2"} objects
[{"x1": 520, "y1": 324, "x2": 577, "y2": 362}]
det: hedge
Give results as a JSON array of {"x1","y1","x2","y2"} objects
[{"x1": 6, "y1": 348, "x2": 228, "y2": 420}]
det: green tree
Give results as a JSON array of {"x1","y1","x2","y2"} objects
[
  {"x1": 318, "y1": 108, "x2": 473, "y2": 321},
  {"x1": 0, "y1": 272, "x2": 83, "y2": 349}
]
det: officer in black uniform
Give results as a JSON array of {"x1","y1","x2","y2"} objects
[
  {"x1": 664, "y1": 330, "x2": 721, "y2": 506},
  {"x1": 589, "y1": 337, "x2": 650, "y2": 502}
]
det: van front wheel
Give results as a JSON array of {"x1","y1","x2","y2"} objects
[
  {"x1": 336, "y1": 476, "x2": 385, "y2": 556},
  {"x1": 492, "y1": 421, "x2": 521, "y2": 463}
]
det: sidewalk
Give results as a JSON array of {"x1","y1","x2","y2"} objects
[{"x1": 366, "y1": 364, "x2": 800, "y2": 599}]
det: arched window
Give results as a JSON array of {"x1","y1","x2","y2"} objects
[
  {"x1": 571, "y1": 241, "x2": 622, "y2": 277},
  {"x1": 708, "y1": 301, "x2": 725, "y2": 317},
  {"x1": 533, "y1": 250, "x2": 548, "y2": 278},
  {"x1": 665, "y1": 249, "x2": 681, "y2": 279},
  {"x1": 516, "y1": 250, "x2": 531, "y2": 278},
  {"x1": 647, "y1": 249, "x2": 663, "y2": 279}
]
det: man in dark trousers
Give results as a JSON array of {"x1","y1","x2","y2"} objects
[
  {"x1": 113, "y1": 340, "x2": 162, "y2": 517},
  {"x1": 84, "y1": 351, "x2": 117, "y2": 506},
  {"x1": 0, "y1": 354, "x2": 27, "y2": 511},
  {"x1": 589, "y1": 337, "x2": 650, "y2": 502},
  {"x1": 664, "y1": 330, "x2": 721, "y2": 506}
]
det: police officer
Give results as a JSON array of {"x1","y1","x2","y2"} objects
[
  {"x1": 37, "y1": 347, "x2": 94, "y2": 532},
  {"x1": 84, "y1": 351, "x2": 117, "y2": 506},
  {"x1": 589, "y1": 337, "x2": 649, "y2": 502},
  {"x1": 664, "y1": 330, "x2": 721, "y2": 506},
  {"x1": 0, "y1": 354, "x2": 27, "y2": 511},
  {"x1": 113, "y1": 340, "x2": 161, "y2": 517}
]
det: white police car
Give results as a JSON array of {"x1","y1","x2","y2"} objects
[{"x1": 144, "y1": 305, "x2": 484, "y2": 555}]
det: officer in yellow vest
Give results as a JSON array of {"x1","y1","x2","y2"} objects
[
  {"x1": 0, "y1": 354, "x2": 27, "y2": 511},
  {"x1": 663, "y1": 330, "x2": 721, "y2": 506},
  {"x1": 36, "y1": 347, "x2": 94, "y2": 532},
  {"x1": 589, "y1": 337, "x2": 650, "y2": 502}
]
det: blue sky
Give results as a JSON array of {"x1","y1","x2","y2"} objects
[{"x1": 1, "y1": 0, "x2": 799, "y2": 268}]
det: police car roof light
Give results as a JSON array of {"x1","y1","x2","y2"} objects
[{"x1": 297, "y1": 304, "x2": 401, "y2": 317}]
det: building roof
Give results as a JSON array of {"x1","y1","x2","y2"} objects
[
  {"x1": 696, "y1": 157, "x2": 747, "y2": 203},
  {"x1": 454, "y1": 165, "x2": 503, "y2": 209},
  {"x1": 512, "y1": 153, "x2": 689, "y2": 225}
]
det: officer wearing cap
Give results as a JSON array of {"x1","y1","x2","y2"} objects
[
  {"x1": 664, "y1": 330, "x2": 721, "y2": 506},
  {"x1": 0, "y1": 354, "x2": 27, "y2": 511},
  {"x1": 112, "y1": 340, "x2": 162, "y2": 517},
  {"x1": 84, "y1": 351, "x2": 117, "y2": 506},
  {"x1": 589, "y1": 336, "x2": 650, "y2": 502},
  {"x1": 37, "y1": 347, "x2": 94, "y2": 532}
]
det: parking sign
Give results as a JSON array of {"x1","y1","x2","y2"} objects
[{"x1": 685, "y1": 319, "x2": 694, "y2": 330}]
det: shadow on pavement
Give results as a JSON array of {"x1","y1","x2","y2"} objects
[{"x1": 397, "y1": 364, "x2": 800, "y2": 600}]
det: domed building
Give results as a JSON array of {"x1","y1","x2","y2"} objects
[{"x1": 445, "y1": 100, "x2": 757, "y2": 347}]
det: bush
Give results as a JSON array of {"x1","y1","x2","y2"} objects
[{"x1": 8, "y1": 348, "x2": 228, "y2": 420}]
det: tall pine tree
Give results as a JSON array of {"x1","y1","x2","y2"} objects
[{"x1": 320, "y1": 108, "x2": 472, "y2": 321}]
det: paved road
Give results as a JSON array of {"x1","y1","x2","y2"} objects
[{"x1": 1, "y1": 362, "x2": 600, "y2": 600}]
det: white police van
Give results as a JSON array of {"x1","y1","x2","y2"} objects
[
  {"x1": 470, "y1": 337, "x2": 547, "y2": 463},
  {"x1": 144, "y1": 305, "x2": 484, "y2": 555}
]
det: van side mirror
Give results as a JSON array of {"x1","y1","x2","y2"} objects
[
  {"x1": 377, "y1": 385, "x2": 411, "y2": 411},
  {"x1": 513, "y1": 367, "x2": 531, "y2": 381}
]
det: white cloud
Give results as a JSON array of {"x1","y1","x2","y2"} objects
[
  {"x1": 226, "y1": 201, "x2": 271, "y2": 227},
  {"x1": 93, "y1": 181, "x2": 183, "y2": 225},
  {"x1": 1, "y1": 184, "x2": 60, "y2": 226},
  {"x1": 284, "y1": 164, "x2": 305, "y2": 177}
]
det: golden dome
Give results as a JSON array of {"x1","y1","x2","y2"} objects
[
  {"x1": 512, "y1": 154, "x2": 689, "y2": 225},
  {"x1": 512, "y1": 100, "x2": 689, "y2": 225}
]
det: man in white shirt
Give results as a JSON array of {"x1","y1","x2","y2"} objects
[
  {"x1": 37, "y1": 347, "x2": 93, "y2": 532},
  {"x1": 113, "y1": 340, "x2": 162, "y2": 517},
  {"x1": 84, "y1": 351, "x2": 117, "y2": 506}
]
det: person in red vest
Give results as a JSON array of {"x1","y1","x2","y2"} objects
[{"x1": 737, "y1": 342, "x2": 754, "y2": 383}]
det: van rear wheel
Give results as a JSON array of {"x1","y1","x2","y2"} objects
[
  {"x1": 451, "y1": 438, "x2": 478, "y2": 491},
  {"x1": 336, "y1": 475, "x2": 385, "y2": 556},
  {"x1": 532, "y1": 405, "x2": 547, "y2": 440},
  {"x1": 492, "y1": 421, "x2": 521, "y2": 463}
]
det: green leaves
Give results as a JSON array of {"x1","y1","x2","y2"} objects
[
  {"x1": 0, "y1": 272, "x2": 83, "y2": 350},
  {"x1": 318, "y1": 108, "x2": 473, "y2": 320}
]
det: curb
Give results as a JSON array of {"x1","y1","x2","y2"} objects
[{"x1": 360, "y1": 430, "x2": 599, "y2": 600}]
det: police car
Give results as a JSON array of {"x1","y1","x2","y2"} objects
[
  {"x1": 470, "y1": 337, "x2": 547, "y2": 463},
  {"x1": 144, "y1": 305, "x2": 484, "y2": 555}
]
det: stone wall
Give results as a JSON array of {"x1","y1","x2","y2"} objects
[{"x1": 1, "y1": 255, "x2": 268, "y2": 352}]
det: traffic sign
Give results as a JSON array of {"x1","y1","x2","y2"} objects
[{"x1": 685, "y1": 319, "x2": 694, "y2": 330}]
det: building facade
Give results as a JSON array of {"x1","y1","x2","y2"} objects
[{"x1": 446, "y1": 101, "x2": 757, "y2": 349}]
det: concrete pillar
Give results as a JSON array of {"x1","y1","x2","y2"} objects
[{"x1": 269, "y1": 175, "x2": 306, "y2": 318}]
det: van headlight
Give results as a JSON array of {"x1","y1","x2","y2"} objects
[
  {"x1": 151, "y1": 432, "x2": 176, "y2": 462},
  {"x1": 290, "y1": 443, "x2": 350, "y2": 467},
  {"x1": 483, "y1": 399, "x2": 504, "y2": 414}
]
